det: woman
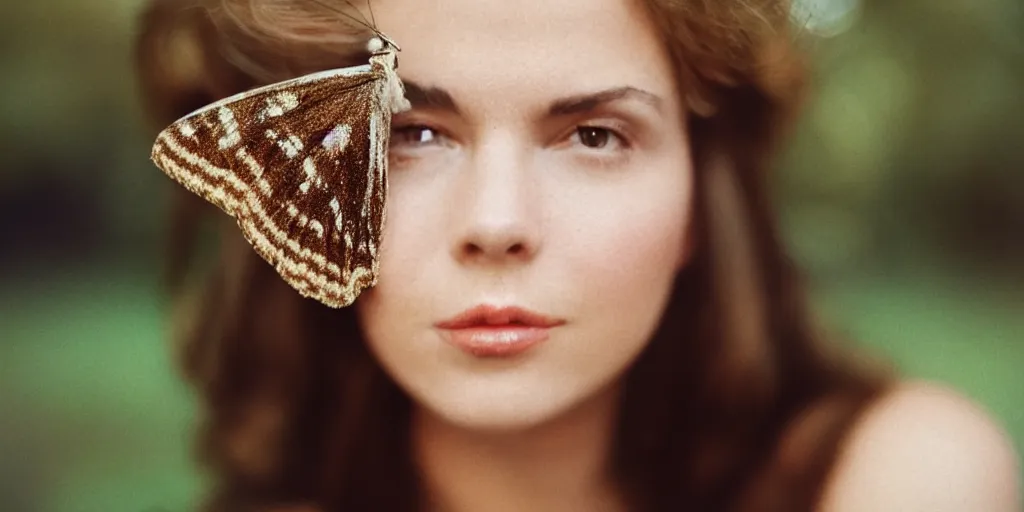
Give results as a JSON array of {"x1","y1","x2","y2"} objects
[{"x1": 135, "y1": 0, "x2": 1020, "y2": 510}]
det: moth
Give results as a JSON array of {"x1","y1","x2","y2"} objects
[{"x1": 150, "y1": 30, "x2": 410, "y2": 308}]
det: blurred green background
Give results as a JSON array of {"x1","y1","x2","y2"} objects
[{"x1": 1, "y1": 0, "x2": 1021, "y2": 511}]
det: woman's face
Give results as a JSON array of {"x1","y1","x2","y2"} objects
[{"x1": 356, "y1": 0, "x2": 693, "y2": 430}]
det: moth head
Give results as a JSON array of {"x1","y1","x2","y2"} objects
[
  {"x1": 367, "y1": 36, "x2": 384, "y2": 54},
  {"x1": 368, "y1": 33, "x2": 401, "y2": 70},
  {"x1": 368, "y1": 32, "x2": 401, "y2": 54}
]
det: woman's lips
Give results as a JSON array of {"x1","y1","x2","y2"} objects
[
  {"x1": 434, "y1": 305, "x2": 565, "y2": 358},
  {"x1": 437, "y1": 326, "x2": 553, "y2": 358}
]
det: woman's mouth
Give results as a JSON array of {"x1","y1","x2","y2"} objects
[{"x1": 433, "y1": 304, "x2": 566, "y2": 358}]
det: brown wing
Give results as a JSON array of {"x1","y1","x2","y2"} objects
[{"x1": 151, "y1": 63, "x2": 392, "y2": 308}]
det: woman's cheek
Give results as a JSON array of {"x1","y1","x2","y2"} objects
[{"x1": 566, "y1": 180, "x2": 690, "y2": 291}]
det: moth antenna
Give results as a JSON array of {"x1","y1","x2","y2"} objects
[
  {"x1": 338, "y1": 0, "x2": 374, "y2": 28},
  {"x1": 366, "y1": 0, "x2": 377, "y2": 30},
  {"x1": 304, "y1": 0, "x2": 379, "y2": 37}
]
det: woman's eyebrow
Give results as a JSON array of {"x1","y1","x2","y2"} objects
[
  {"x1": 401, "y1": 80, "x2": 462, "y2": 114},
  {"x1": 547, "y1": 87, "x2": 664, "y2": 116},
  {"x1": 399, "y1": 81, "x2": 663, "y2": 117}
]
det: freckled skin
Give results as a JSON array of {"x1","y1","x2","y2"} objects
[{"x1": 356, "y1": 0, "x2": 693, "y2": 430}]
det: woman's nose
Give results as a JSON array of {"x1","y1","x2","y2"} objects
[{"x1": 449, "y1": 138, "x2": 542, "y2": 267}]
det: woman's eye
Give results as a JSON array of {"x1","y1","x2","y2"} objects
[
  {"x1": 571, "y1": 126, "x2": 625, "y2": 150},
  {"x1": 392, "y1": 125, "x2": 441, "y2": 146}
]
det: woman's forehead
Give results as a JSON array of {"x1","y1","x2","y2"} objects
[{"x1": 370, "y1": 0, "x2": 679, "y2": 109}]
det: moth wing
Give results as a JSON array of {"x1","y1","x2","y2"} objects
[{"x1": 151, "y1": 64, "x2": 393, "y2": 308}]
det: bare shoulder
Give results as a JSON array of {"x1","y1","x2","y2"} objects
[{"x1": 818, "y1": 380, "x2": 1022, "y2": 512}]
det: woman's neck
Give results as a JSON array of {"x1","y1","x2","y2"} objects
[{"x1": 411, "y1": 383, "x2": 627, "y2": 512}]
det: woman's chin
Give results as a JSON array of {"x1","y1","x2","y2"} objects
[
  {"x1": 408, "y1": 376, "x2": 621, "y2": 434},
  {"x1": 411, "y1": 383, "x2": 584, "y2": 433}
]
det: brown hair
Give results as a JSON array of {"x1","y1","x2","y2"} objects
[{"x1": 135, "y1": 1, "x2": 892, "y2": 510}]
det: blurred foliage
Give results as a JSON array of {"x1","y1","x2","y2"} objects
[{"x1": 1, "y1": 0, "x2": 1021, "y2": 511}]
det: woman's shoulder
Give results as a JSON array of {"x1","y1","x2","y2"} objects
[{"x1": 818, "y1": 379, "x2": 1021, "y2": 511}]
